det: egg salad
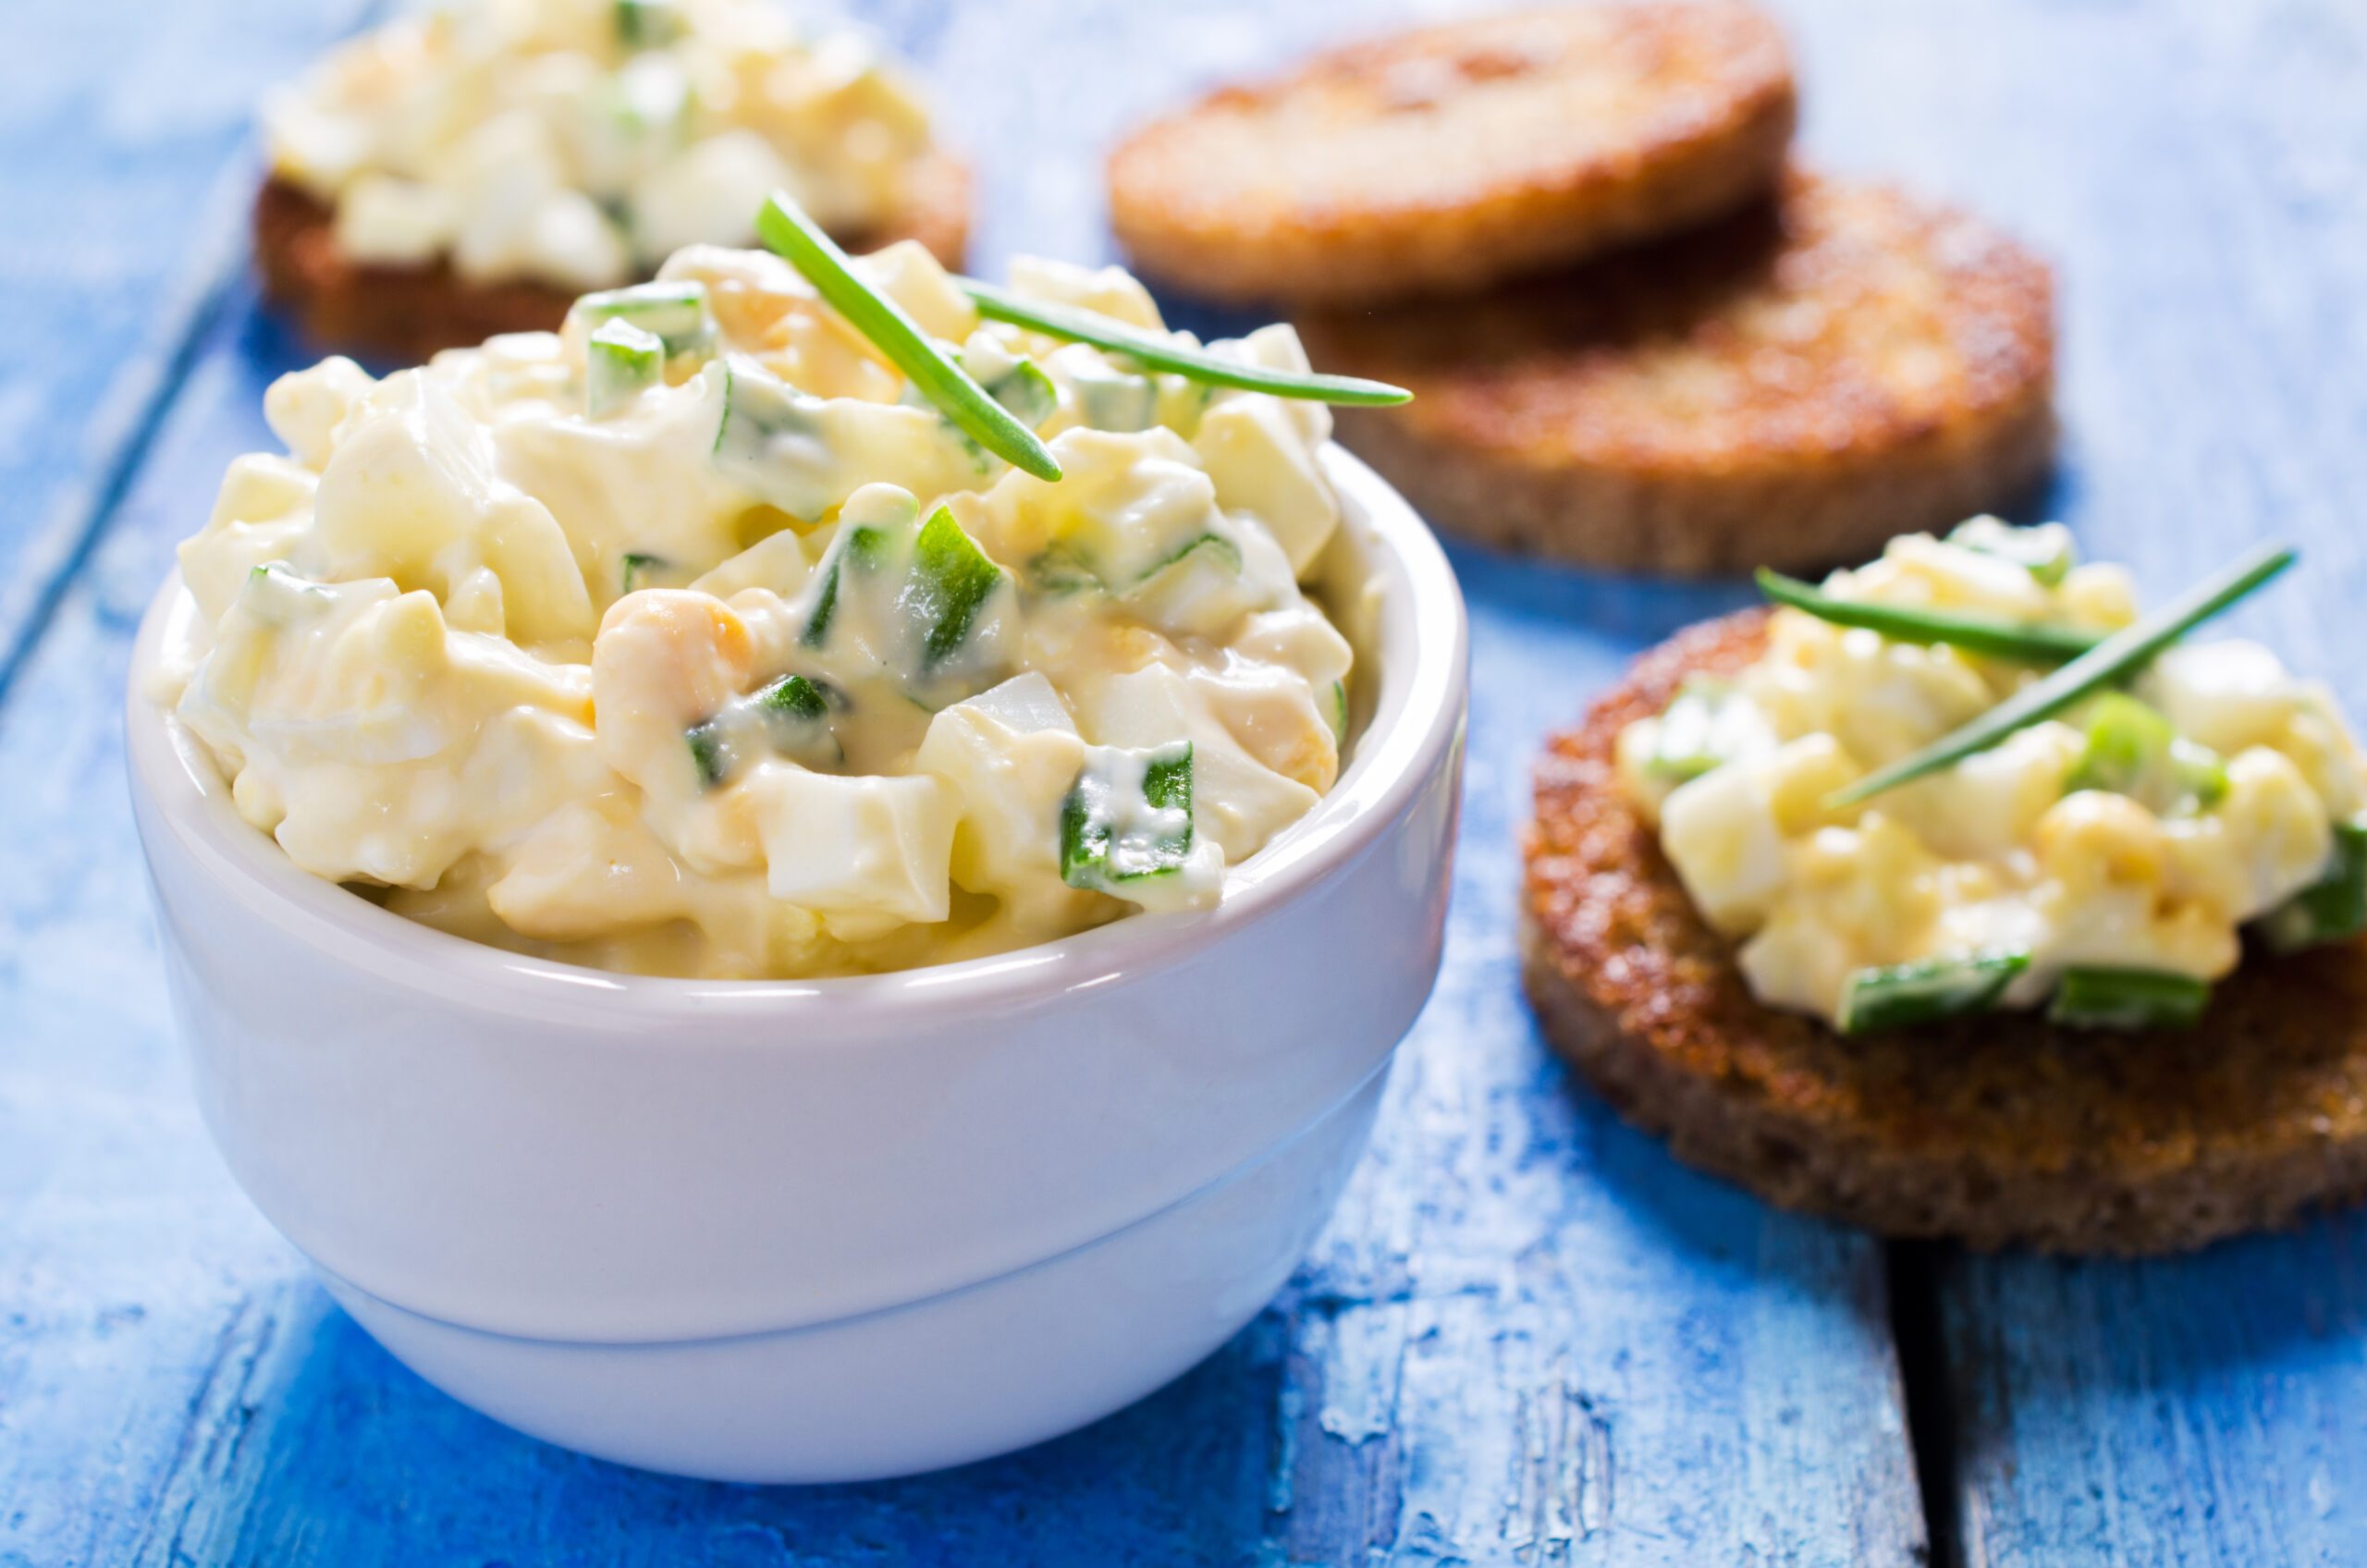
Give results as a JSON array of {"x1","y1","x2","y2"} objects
[
  {"x1": 162, "y1": 240, "x2": 1357, "y2": 978},
  {"x1": 1617, "y1": 522, "x2": 2367, "y2": 1032},
  {"x1": 264, "y1": 0, "x2": 941, "y2": 291}
]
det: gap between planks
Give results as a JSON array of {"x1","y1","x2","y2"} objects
[{"x1": 1887, "y1": 1239, "x2": 1967, "y2": 1568}]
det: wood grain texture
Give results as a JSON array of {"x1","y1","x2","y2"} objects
[
  {"x1": 0, "y1": 2, "x2": 1932, "y2": 1563},
  {"x1": 1781, "y1": 1, "x2": 2367, "y2": 1562},
  {"x1": 0, "y1": 293, "x2": 1923, "y2": 1564},
  {"x1": 4, "y1": 0, "x2": 2363, "y2": 1562},
  {"x1": 0, "y1": 0, "x2": 382, "y2": 698}
]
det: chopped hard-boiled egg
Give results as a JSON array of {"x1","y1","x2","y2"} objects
[
  {"x1": 262, "y1": 0, "x2": 944, "y2": 290},
  {"x1": 1618, "y1": 525, "x2": 2367, "y2": 1029},
  {"x1": 165, "y1": 242, "x2": 1357, "y2": 979}
]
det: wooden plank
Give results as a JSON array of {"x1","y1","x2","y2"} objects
[
  {"x1": 0, "y1": 2, "x2": 1932, "y2": 1561},
  {"x1": 0, "y1": 0, "x2": 380, "y2": 694},
  {"x1": 0, "y1": 307, "x2": 1927, "y2": 1568},
  {"x1": 1777, "y1": 1, "x2": 2367, "y2": 1562}
]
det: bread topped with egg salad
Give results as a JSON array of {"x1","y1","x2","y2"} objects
[
  {"x1": 1524, "y1": 521, "x2": 2367, "y2": 1253},
  {"x1": 161, "y1": 197, "x2": 1414, "y2": 981},
  {"x1": 255, "y1": 0, "x2": 968, "y2": 360}
]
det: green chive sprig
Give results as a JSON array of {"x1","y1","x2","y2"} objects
[
  {"x1": 961, "y1": 278, "x2": 1412, "y2": 407},
  {"x1": 1757, "y1": 569, "x2": 2102, "y2": 664},
  {"x1": 754, "y1": 192, "x2": 1061, "y2": 482},
  {"x1": 1826, "y1": 542, "x2": 2298, "y2": 809}
]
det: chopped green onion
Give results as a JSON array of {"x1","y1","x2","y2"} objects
[
  {"x1": 963, "y1": 278, "x2": 1412, "y2": 406},
  {"x1": 2065, "y1": 692, "x2": 2227, "y2": 815},
  {"x1": 1757, "y1": 569, "x2": 2100, "y2": 664},
  {"x1": 1949, "y1": 517, "x2": 2077, "y2": 587},
  {"x1": 899, "y1": 505, "x2": 1009, "y2": 668},
  {"x1": 754, "y1": 192, "x2": 1061, "y2": 482},
  {"x1": 1649, "y1": 677, "x2": 1763, "y2": 783},
  {"x1": 2262, "y1": 820, "x2": 2367, "y2": 952},
  {"x1": 1328, "y1": 680, "x2": 1350, "y2": 748},
  {"x1": 2048, "y1": 967, "x2": 2212, "y2": 1030},
  {"x1": 1826, "y1": 543, "x2": 2297, "y2": 809},
  {"x1": 1061, "y1": 742, "x2": 1196, "y2": 891},
  {"x1": 1835, "y1": 951, "x2": 2029, "y2": 1035},
  {"x1": 587, "y1": 318, "x2": 664, "y2": 418}
]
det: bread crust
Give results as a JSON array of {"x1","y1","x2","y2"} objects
[
  {"x1": 1299, "y1": 174, "x2": 2058, "y2": 576},
  {"x1": 254, "y1": 153, "x2": 971, "y2": 362},
  {"x1": 1107, "y1": 2, "x2": 1796, "y2": 306},
  {"x1": 1523, "y1": 610, "x2": 2367, "y2": 1254}
]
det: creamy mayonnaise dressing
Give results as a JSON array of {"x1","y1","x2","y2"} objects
[
  {"x1": 264, "y1": 0, "x2": 938, "y2": 290},
  {"x1": 166, "y1": 242, "x2": 1356, "y2": 977},
  {"x1": 1617, "y1": 524, "x2": 2367, "y2": 1027}
]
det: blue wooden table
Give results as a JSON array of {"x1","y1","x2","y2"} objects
[{"x1": 5, "y1": 2, "x2": 2363, "y2": 1562}]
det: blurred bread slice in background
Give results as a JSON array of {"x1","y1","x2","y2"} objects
[
  {"x1": 1107, "y1": 2, "x2": 1796, "y2": 306},
  {"x1": 254, "y1": 153, "x2": 971, "y2": 363},
  {"x1": 1297, "y1": 173, "x2": 2057, "y2": 574}
]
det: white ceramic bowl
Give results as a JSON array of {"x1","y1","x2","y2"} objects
[{"x1": 126, "y1": 447, "x2": 1466, "y2": 1483}]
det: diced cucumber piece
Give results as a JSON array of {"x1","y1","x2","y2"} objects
[
  {"x1": 1948, "y1": 517, "x2": 2078, "y2": 587},
  {"x1": 758, "y1": 673, "x2": 833, "y2": 724},
  {"x1": 2066, "y1": 692, "x2": 2227, "y2": 815},
  {"x1": 1328, "y1": 680, "x2": 1350, "y2": 747},
  {"x1": 902, "y1": 352, "x2": 1057, "y2": 467},
  {"x1": 586, "y1": 317, "x2": 663, "y2": 418},
  {"x1": 713, "y1": 358, "x2": 838, "y2": 521},
  {"x1": 1134, "y1": 531, "x2": 1244, "y2": 585},
  {"x1": 1061, "y1": 741, "x2": 1196, "y2": 891},
  {"x1": 241, "y1": 561, "x2": 336, "y2": 625},
  {"x1": 573, "y1": 279, "x2": 715, "y2": 361},
  {"x1": 1069, "y1": 358, "x2": 1159, "y2": 432},
  {"x1": 900, "y1": 505, "x2": 1010, "y2": 670},
  {"x1": 687, "y1": 673, "x2": 847, "y2": 786},
  {"x1": 1650, "y1": 678, "x2": 1761, "y2": 782},
  {"x1": 615, "y1": 0, "x2": 681, "y2": 49},
  {"x1": 1835, "y1": 950, "x2": 2029, "y2": 1035},
  {"x1": 983, "y1": 359, "x2": 1056, "y2": 429},
  {"x1": 2048, "y1": 966, "x2": 2212, "y2": 1030},
  {"x1": 754, "y1": 672, "x2": 844, "y2": 766},
  {"x1": 619, "y1": 552, "x2": 670, "y2": 593},
  {"x1": 802, "y1": 523, "x2": 889, "y2": 648},
  {"x1": 1024, "y1": 543, "x2": 1102, "y2": 596},
  {"x1": 686, "y1": 719, "x2": 732, "y2": 788},
  {"x1": 2262, "y1": 819, "x2": 2367, "y2": 951}
]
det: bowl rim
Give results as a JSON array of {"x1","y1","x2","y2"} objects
[{"x1": 126, "y1": 444, "x2": 1468, "y2": 1027}]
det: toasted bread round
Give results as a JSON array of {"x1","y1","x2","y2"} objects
[
  {"x1": 1299, "y1": 174, "x2": 2057, "y2": 576},
  {"x1": 1106, "y1": 2, "x2": 1796, "y2": 306},
  {"x1": 254, "y1": 153, "x2": 971, "y2": 362},
  {"x1": 1523, "y1": 611, "x2": 2367, "y2": 1255}
]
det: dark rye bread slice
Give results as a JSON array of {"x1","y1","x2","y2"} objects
[
  {"x1": 1523, "y1": 610, "x2": 2367, "y2": 1254},
  {"x1": 1299, "y1": 174, "x2": 2057, "y2": 576},
  {"x1": 1107, "y1": 2, "x2": 1796, "y2": 307},
  {"x1": 254, "y1": 152, "x2": 971, "y2": 362}
]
